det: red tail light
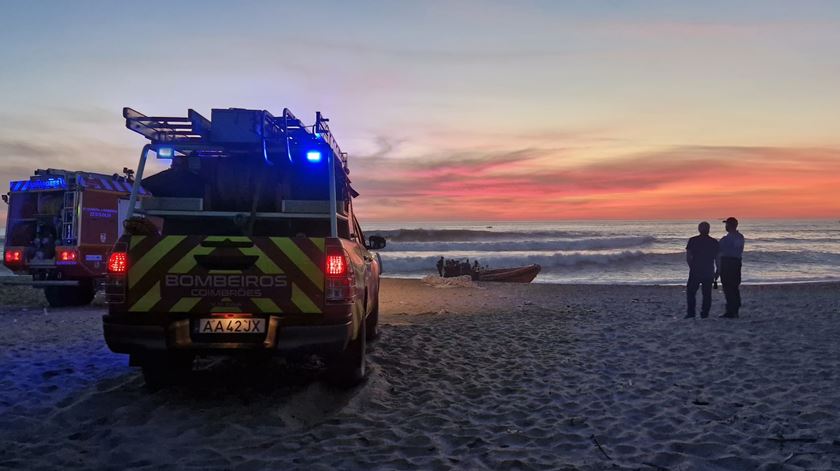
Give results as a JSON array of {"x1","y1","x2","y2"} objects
[
  {"x1": 58, "y1": 249, "x2": 77, "y2": 262},
  {"x1": 326, "y1": 254, "x2": 347, "y2": 276},
  {"x1": 325, "y1": 248, "x2": 355, "y2": 303},
  {"x1": 108, "y1": 252, "x2": 128, "y2": 274},
  {"x1": 4, "y1": 249, "x2": 23, "y2": 265}
]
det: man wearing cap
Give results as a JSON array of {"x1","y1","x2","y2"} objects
[
  {"x1": 685, "y1": 221, "x2": 719, "y2": 318},
  {"x1": 718, "y1": 217, "x2": 745, "y2": 318}
]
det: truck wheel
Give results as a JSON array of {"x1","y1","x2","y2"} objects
[
  {"x1": 73, "y1": 280, "x2": 96, "y2": 306},
  {"x1": 44, "y1": 287, "x2": 67, "y2": 307},
  {"x1": 141, "y1": 353, "x2": 194, "y2": 390},
  {"x1": 44, "y1": 281, "x2": 95, "y2": 307},
  {"x1": 325, "y1": 318, "x2": 366, "y2": 388},
  {"x1": 365, "y1": 297, "x2": 380, "y2": 342}
]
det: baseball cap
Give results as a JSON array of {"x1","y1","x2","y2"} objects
[{"x1": 722, "y1": 217, "x2": 738, "y2": 224}]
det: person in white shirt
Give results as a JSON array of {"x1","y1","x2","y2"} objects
[{"x1": 717, "y1": 217, "x2": 745, "y2": 318}]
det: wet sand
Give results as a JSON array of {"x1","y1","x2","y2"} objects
[{"x1": 0, "y1": 279, "x2": 839, "y2": 470}]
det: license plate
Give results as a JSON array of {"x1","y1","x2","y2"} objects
[{"x1": 197, "y1": 318, "x2": 266, "y2": 334}]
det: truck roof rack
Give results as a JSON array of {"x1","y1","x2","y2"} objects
[{"x1": 123, "y1": 107, "x2": 347, "y2": 165}]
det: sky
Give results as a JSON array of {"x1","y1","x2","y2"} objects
[{"x1": 1, "y1": 0, "x2": 839, "y2": 222}]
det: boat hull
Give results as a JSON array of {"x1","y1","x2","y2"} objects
[{"x1": 475, "y1": 264, "x2": 541, "y2": 283}]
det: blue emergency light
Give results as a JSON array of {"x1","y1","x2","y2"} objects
[
  {"x1": 306, "y1": 150, "x2": 322, "y2": 162},
  {"x1": 10, "y1": 177, "x2": 67, "y2": 192},
  {"x1": 157, "y1": 146, "x2": 174, "y2": 159}
]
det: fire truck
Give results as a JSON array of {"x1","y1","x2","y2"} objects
[
  {"x1": 103, "y1": 107, "x2": 384, "y2": 388},
  {"x1": 2, "y1": 169, "x2": 146, "y2": 306}
]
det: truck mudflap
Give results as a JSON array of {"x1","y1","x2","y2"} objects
[{"x1": 123, "y1": 235, "x2": 326, "y2": 315}]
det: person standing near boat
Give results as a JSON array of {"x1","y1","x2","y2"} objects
[
  {"x1": 436, "y1": 256, "x2": 445, "y2": 276},
  {"x1": 685, "y1": 221, "x2": 719, "y2": 319},
  {"x1": 718, "y1": 217, "x2": 745, "y2": 318}
]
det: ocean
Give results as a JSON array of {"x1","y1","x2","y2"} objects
[
  {"x1": 2, "y1": 220, "x2": 837, "y2": 284},
  {"x1": 364, "y1": 220, "x2": 840, "y2": 285}
]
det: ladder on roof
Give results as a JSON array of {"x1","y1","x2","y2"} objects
[
  {"x1": 61, "y1": 191, "x2": 77, "y2": 244},
  {"x1": 123, "y1": 107, "x2": 349, "y2": 238},
  {"x1": 124, "y1": 108, "x2": 210, "y2": 144},
  {"x1": 122, "y1": 107, "x2": 346, "y2": 164}
]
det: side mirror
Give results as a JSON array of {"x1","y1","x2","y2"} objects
[
  {"x1": 367, "y1": 235, "x2": 386, "y2": 250},
  {"x1": 1, "y1": 194, "x2": 8, "y2": 204}
]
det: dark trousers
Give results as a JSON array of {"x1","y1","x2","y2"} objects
[
  {"x1": 720, "y1": 257, "x2": 742, "y2": 315},
  {"x1": 687, "y1": 273, "x2": 713, "y2": 317}
]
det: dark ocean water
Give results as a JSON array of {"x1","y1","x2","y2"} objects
[
  {"x1": 2, "y1": 220, "x2": 837, "y2": 284},
  {"x1": 363, "y1": 220, "x2": 840, "y2": 285}
]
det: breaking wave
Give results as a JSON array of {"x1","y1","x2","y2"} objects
[
  {"x1": 380, "y1": 250, "x2": 673, "y2": 274},
  {"x1": 384, "y1": 236, "x2": 657, "y2": 252},
  {"x1": 371, "y1": 228, "x2": 590, "y2": 242},
  {"x1": 379, "y1": 250, "x2": 840, "y2": 275}
]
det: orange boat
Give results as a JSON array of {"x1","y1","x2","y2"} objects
[{"x1": 474, "y1": 264, "x2": 541, "y2": 283}]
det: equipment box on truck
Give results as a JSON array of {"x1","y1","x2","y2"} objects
[
  {"x1": 2, "y1": 169, "x2": 144, "y2": 306},
  {"x1": 103, "y1": 107, "x2": 384, "y2": 388}
]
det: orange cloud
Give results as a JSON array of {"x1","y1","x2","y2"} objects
[{"x1": 350, "y1": 146, "x2": 840, "y2": 220}]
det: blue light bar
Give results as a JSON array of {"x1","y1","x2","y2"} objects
[
  {"x1": 10, "y1": 177, "x2": 67, "y2": 192},
  {"x1": 157, "y1": 146, "x2": 174, "y2": 159},
  {"x1": 306, "y1": 150, "x2": 322, "y2": 162}
]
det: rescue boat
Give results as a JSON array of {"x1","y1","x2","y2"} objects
[{"x1": 473, "y1": 264, "x2": 541, "y2": 283}]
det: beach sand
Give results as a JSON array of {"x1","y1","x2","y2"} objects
[{"x1": 0, "y1": 279, "x2": 839, "y2": 470}]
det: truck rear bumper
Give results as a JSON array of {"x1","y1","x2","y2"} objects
[{"x1": 102, "y1": 314, "x2": 352, "y2": 355}]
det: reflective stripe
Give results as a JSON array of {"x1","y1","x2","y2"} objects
[
  {"x1": 125, "y1": 235, "x2": 325, "y2": 314},
  {"x1": 168, "y1": 245, "x2": 215, "y2": 274},
  {"x1": 291, "y1": 283, "x2": 321, "y2": 313},
  {"x1": 170, "y1": 297, "x2": 201, "y2": 313},
  {"x1": 271, "y1": 238, "x2": 324, "y2": 287},
  {"x1": 238, "y1": 246, "x2": 285, "y2": 274},
  {"x1": 310, "y1": 238, "x2": 326, "y2": 253},
  {"x1": 252, "y1": 298, "x2": 283, "y2": 313},
  {"x1": 129, "y1": 282, "x2": 161, "y2": 312},
  {"x1": 129, "y1": 236, "x2": 186, "y2": 288}
]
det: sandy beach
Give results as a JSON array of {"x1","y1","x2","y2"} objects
[{"x1": 1, "y1": 278, "x2": 839, "y2": 470}]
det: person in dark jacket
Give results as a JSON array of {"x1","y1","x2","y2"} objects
[
  {"x1": 436, "y1": 256, "x2": 445, "y2": 276},
  {"x1": 685, "y1": 221, "x2": 720, "y2": 319},
  {"x1": 718, "y1": 217, "x2": 745, "y2": 318}
]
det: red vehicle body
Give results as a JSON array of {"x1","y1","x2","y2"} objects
[
  {"x1": 2, "y1": 168, "x2": 146, "y2": 306},
  {"x1": 102, "y1": 107, "x2": 384, "y2": 388}
]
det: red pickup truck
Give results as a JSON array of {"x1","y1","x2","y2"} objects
[{"x1": 102, "y1": 107, "x2": 384, "y2": 388}]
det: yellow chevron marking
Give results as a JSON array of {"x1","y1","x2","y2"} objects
[
  {"x1": 272, "y1": 238, "x2": 324, "y2": 288},
  {"x1": 129, "y1": 236, "x2": 186, "y2": 288},
  {"x1": 170, "y1": 297, "x2": 201, "y2": 313},
  {"x1": 252, "y1": 298, "x2": 282, "y2": 313},
  {"x1": 237, "y1": 246, "x2": 284, "y2": 274},
  {"x1": 169, "y1": 245, "x2": 215, "y2": 274},
  {"x1": 310, "y1": 238, "x2": 325, "y2": 253},
  {"x1": 130, "y1": 282, "x2": 161, "y2": 312},
  {"x1": 291, "y1": 283, "x2": 321, "y2": 313},
  {"x1": 130, "y1": 235, "x2": 147, "y2": 249}
]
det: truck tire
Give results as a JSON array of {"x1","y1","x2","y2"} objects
[
  {"x1": 140, "y1": 353, "x2": 194, "y2": 390},
  {"x1": 44, "y1": 281, "x2": 96, "y2": 307},
  {"x1": 44, "y1": 287, "x2": 69, "y2": 307},
  {"x1": 74, "y1": 280, "x2": 96, "y2": 306},
  {"x1": 325, "y1": 317, "x2": 366, "y2": 388}
]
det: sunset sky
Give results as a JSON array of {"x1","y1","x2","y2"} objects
[{"x1": 1, "y1": 1, "x2": 839, "y2": 222}]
